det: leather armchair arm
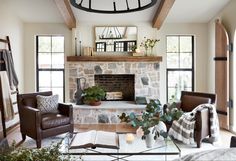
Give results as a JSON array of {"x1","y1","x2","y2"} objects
[
  {"x1": 18, "y1": 106, "x2": 41, "y2": 138},
  {"x1": 58, "y1": 103, "x2": 73, "y2": 117},
  {"x1": 58, "y1": 103, "x2": 73, "y2": 124},
  {"x1": 195, "y1": 107, "x2": 210, "y2": 138}
]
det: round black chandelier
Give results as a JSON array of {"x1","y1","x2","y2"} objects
[{"x1": 70, "y1": 0, "x2": 158, "y2": 14}]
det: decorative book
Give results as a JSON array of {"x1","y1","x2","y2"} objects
[{"x1": 70, "y1": 130, "x2": 119, "y2": 149}]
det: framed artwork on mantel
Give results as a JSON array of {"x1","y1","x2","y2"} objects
[{"x1": 94, "y1": 26, "x2": 137, "y2": 53}]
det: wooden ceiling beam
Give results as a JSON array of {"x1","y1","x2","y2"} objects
[
  {"x1": 54, "y1": 0, "x2": 76, "y2": 29},
  {"x1": 152, "y1": 0, "x2": 175, "y2": 29}
]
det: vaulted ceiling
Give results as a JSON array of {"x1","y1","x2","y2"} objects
[{"x1": 1, "y1": 0, "x2": 231, "y2": 29}]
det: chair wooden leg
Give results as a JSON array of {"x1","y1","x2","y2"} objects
[
  {"x1": 197, "y1": 140, "x2": 201, "y2": 148},
  {"x1": 36, "y1": 140, "x2": 41, "y2": 148},
  {"x1": 21, "y1": 134, "x2": 26, "y2": 141}
]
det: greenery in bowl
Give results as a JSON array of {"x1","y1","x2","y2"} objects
[
  {"x1": 83, "y1": 85, "x2": 106, "y2": 105},
  {"x1": 118, "y1": 99, "x2": 162, "y2": 139}
]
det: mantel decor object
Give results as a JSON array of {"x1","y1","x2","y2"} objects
[
  {"x1": 140, "y1": 37, "x2": 160, "y2": 56},
  {"x1": 95, "y1": 26, "x2": 137, "y2": 52},
  {"x1": 74, "y1": 77, "x2": 87, "y2": 105},
  {"x1": 70, "y1": 0, "x2": 158, "y2": 14}
]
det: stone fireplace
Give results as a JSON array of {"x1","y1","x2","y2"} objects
[
  {"x1": 67, "y1": 57, "x2": 161, "y2": 124},
  {"x1": 95, "y1": 74, "x2": 135, "y2": 101},
  {"x1": 68, "y1": 61, "x2": 160, "y2": 102}
]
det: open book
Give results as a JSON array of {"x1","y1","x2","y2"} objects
[{"x1": 70, "y1": 130, "x2": 119, "y2": 149}]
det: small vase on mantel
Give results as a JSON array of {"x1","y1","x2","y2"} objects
[{"x1": 146, "y1": 48, "x2": 152, "y2": 57}]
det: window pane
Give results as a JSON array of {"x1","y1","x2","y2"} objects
[
  {"x1": 180, "y1": 36, "x2": 192, "y2": 52},
  {"x1": 51, "y1": 71, "x2": 63, "y2": 87},
  {"x1": 167, "y1": 71, "x2": 192, "y2": 101},
  {"x1": 37, "y1": 35, "x2": 65, "y2": 101},
  {"x1": 52, "y1": 88, "x2": 63, "y2": 102},
  {"x1": 168, "y1": 87, "x2": 180, "y2": 102},
  {"x1": 39, "y1": 71, "x2": 51, "y2": 87},
  {"x1": 167, "y1": 36, "x2": 179, "y2": 52},
  {"x1": 167, "y1": 53, "x2": 179, "y2": 68},
  {"x1": 179, "y1": 71, "x2": 192, "y2": 88},
  {"x1": 38, "y1": 53, "x2": 51, "y2": 68},
  {"x1": 180, "y1": 52, "x2": 192, "y2": 68},
  {"x1": 168, "y1": 71, "x2": 179, "y2": 87},
  {"x1": 38, "y1": 37, "x2": 51, "y2": 52},
  {"x1": 52, "y1": 53, "x2": 64, "y2": 68},
  {"x1": 52, "y1": 36, "x2": 64, "y2": 52}
]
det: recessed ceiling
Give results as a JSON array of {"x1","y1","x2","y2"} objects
[
  {"x1": 0, "y1": 0, "x2": 232, "y2": 23},
  {"x1": 71, "y1": 0, "x2": 160, "y2": 23},
  {"x1": 165, "y1": 0, "x2": 231, "y2": 23}
]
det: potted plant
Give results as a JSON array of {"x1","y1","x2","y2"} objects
[
  {"x1": 118, "y1": 99, "x2": 164, "y2": 147},
  {"x1": 83, "y1": 85, "x2": 106, "y2": 106}
]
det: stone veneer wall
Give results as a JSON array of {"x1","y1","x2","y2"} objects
[
  {"x1": 73, "y1": 107, "x2": 144, "y2": 124},
  {"x1": 68, "y1": 62, "x2": 160, "y2": 102}
]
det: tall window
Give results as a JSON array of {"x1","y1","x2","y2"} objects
[
  {"x1": 166, "y1": 35, "x2": 194, "y2": 102},
  {"x1": 36, "y1": 35, "x2": 65, "y2": 101}
]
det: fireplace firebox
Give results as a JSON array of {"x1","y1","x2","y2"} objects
[{"x1": 95, "y1": 74, "x2": 135, "y2": 101}]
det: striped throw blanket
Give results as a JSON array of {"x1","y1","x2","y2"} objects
[{"x1": 168, "y1": 104, "x2": 220, "y2": 145}]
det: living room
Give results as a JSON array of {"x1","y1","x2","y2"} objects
[{"x1": 0, "y1": 0, "x2": 236, "y2": 160}]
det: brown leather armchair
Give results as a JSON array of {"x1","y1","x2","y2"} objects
[
  {"x1": 17, "y1": 91, "x2": 74, "y2": 148},
  {"x1": 167, "y1": 91, "x2": 216, "y2": 148}
]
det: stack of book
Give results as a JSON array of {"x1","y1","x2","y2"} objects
[{"x1": 83, "y1": 47, "x2": 94, "y2": 56}]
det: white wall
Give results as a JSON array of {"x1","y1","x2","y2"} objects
[
  {"x1": 0, "y1": 1, "x2": 24, "y2": 92},
  {"x1": 207, "y1": 0, "x2": 236, "y2": 131},
  {"x1": 23, "y1": 23, "x2": 72, "y2": 101},
  {"x1": 76, "y1": 22, "x2": 209, "y2": 103}
]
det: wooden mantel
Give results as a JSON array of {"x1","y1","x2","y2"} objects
[{"x1": 67, "y1": 56, "x2": 162, "y2": 62}]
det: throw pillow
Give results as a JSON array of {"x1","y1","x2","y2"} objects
[{"x1": 36, "y1": 95, "x2": 59, "y2": 114}]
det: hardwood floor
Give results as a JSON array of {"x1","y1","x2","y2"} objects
[
  {"x1": 6, "y1": 124, "x2": 137, "y2": 147},
  {"x1": 5, "y1": 124, "x2": 235, "y2": 148}
]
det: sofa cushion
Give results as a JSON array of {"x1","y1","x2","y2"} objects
[
  {"x1": 41, "y1": 113, "x2": 70, "y2": 130},
  {"x1": 181, "y1": 95, "x2": 211, "y2": 112},
  {"x1": 36, "y1": 95, "x2": 59, "y2": 114}
]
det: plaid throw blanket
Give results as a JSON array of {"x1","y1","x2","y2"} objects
[{"x1": 168, "y1": 104, "x2": 220, "y2": 145}]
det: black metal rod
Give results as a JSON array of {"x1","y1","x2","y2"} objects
[
  {"x1": 214, "y1": 57, "x2": 228, "y2": 61},
  {"x1": 126, "y1": 0, "x2": 129, "y2": 10},
  {"x1": 89, "y1": 0, "x2": 91, "y2": 9},
  {"x1": 75, "y1": 37, "x2": 77, "y2": 56},
  {"x1": 113, "y1": 1, "x2": 116, "y2": 11},
  {"x1": 70, "y1": 0, "x2": 158, "y2": 14},
  {"x1": 138, "y1": 0, "x2": 141, "y2": 7}
]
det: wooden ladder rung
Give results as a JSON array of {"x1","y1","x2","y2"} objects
[{"x1": 11, "y1": 91, "x2": 18, "y2": 95}]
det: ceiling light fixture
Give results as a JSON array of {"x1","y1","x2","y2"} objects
[{"x1": 70, "y1": 0, "x2": 158, "y2": 14}]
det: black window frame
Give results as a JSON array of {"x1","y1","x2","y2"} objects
[
  {"x1": 96, "y1": 42, "x2": 106, "y2": 52},
  {"x1": 114, "y1": 40, "x2": 136, "y2": 52},
  {"x1": 166, "y1": 35, "x2": 195, "y2": 102},
  {"x1": 36, "y1": 35, "x2": 65, "y2": 101}
]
